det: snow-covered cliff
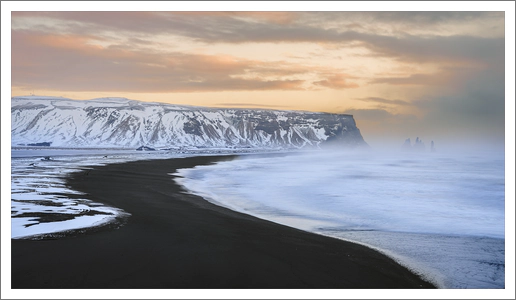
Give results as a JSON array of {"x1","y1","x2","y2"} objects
[{"x1": 11, "y1": 96, "x2": 368, "y2": 149}]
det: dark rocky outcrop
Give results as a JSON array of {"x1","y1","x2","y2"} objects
[
  {"x1": 136, "y1": 145, "x2": 156, "y2": 151},
  {"x1": 402, "y1": 137, "x2": 429, "y2": 152}
]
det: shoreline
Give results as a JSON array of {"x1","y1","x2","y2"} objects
[{"x1": 11, "y1": 155, "x2": 435, "y2": 288}]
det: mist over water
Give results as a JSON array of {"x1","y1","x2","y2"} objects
[{"x1": 175, "y1": 148, "x2": 505, "y2": 288}]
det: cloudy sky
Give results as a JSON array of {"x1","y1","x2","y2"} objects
[{"x1": 6, "y1": 3, "x2": 513, "y2": 149}]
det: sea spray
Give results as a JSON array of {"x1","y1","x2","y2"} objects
[{"x1": 174, "y1": 150, "x2": 505, "y2": 288}]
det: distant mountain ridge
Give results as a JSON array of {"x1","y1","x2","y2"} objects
[{"x1": 11, "y1": 96, "x2": 368, "y2": 149}]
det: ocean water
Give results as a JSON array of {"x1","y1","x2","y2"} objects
[{"x1": 174, "y1": 150, "x2": 506, "y2": 288}]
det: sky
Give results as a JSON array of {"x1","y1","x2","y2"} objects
[
  {"x1": 2, "y1": 3, "x2": 516, "y2": 299},
  {"x1": 5, "y1": 2, "x2": 514, "y2": 150}
]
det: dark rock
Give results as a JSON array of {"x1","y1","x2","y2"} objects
[
  {"x1": 183, "y1": 118, "x2": 203, "y2": 136},
  {"x1": 255, "y1": 120, "x2": 280, "y2": 135},
  {"x1": 28, "y1": 142, "x2": 51, "y2": 147},
  {"x1": 401, "y1": 137, "x2": 427, "y2": 152},
  {"x1": 136, "y1": 146, "x2": 156, "y2": 151}
]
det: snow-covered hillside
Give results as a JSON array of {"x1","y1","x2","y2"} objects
[{"x1": 11, "y1": 96, "x2": 368, "y2": 149}]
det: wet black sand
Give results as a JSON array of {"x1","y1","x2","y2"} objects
[{"x1": 11, "y1": 155, "x2": 435, "y2": 288}]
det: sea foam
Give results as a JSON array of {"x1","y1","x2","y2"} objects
[{"x1": 174, "y1": 150, "x2": 505, "y2": 288}]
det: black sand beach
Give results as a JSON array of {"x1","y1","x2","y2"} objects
[{"x1": 11, "y1": 155, "x2": 435, "y2": 289}]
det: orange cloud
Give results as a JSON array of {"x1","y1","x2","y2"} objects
[
  {"x1": 167, "y1": 54, "x2": 251, "y2": 74},
  {"x1": 232, "y1": 12, "x2": 298, "y2": 24},
  {"x1": 168, "y1": 12, "x2": 298, "y2": 24},
  {"x1": 313, "y1": 74, "x2": 359, "y2": 89},
  {"x1": 369, "y1": 68, "x2": 478, "y2": 87},
  {"x1": 370, "y1": 73, "x2": 446, "y2": 86},
  {"x1": 11, "y1": 31, "x2": 310, "y2": 93},
  {"x1": 13, "y1": 30, "x2": 368, "y2": 93},
  {"x1": 14, "y1": 31, "x2": 106, "y2": 53},
  {"x1": 356, "y1": 97, "x2": 412, "y2": 106}
]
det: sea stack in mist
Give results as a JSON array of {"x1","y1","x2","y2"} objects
[
  {"x1": 402, "y1": 137, "x2": 429, "y2": 152},
  {"x1": 11, "y1": 96, "x2": 368, "y2": 149}
]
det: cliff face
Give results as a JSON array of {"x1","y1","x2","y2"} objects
[{"x1": 11, "y1": 96, "x2": 368, "y2": 149}]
